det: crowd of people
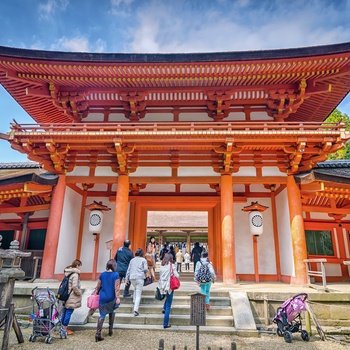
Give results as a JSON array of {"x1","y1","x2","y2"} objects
[{"x1": 59, "y1": 238, "x2": 215, "y2": 341}]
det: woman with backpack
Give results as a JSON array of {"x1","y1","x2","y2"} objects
[
  {"x1": 59, "y1": 259, "x2": 82, "y2": 337},
  {"x1": 194, "y1": 251, "x2": 216, "y2": 310}
]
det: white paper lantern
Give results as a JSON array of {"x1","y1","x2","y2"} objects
[
  {"x1": 249, "y1": 210, "x2": 263, "y2": 236},
  {"x1": 89, "y1": 210, "x2": 103, "y2": 233}
]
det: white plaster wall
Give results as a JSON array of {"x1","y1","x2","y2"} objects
[
  {"x1": 262, "y1": 167, "x2": 285, "y2": 176},
  {"x1": 131, "y1": 167, "x2": 171, "y2": 177},
  {"x1": 0, "y1": 213, "x2": 21, "y2": 220},
  {"x1": 179, "y1": 113, "x2": 212, "y2": 121},
  {"x1": 226, "y1": 112, "x2": 245, "y2": 120},
  {"x1": 80, "y1": 197, "x2": 130, "y2": 273},
  {"x1": 234, "y1": 167, "x2": 256, "y2": 176},
  {"x1": 55, "y1": 187, "x2": 82, "y2": 274},
  {"x1": 95, "y1": 167, "x2": 118, "y2": 176},
  {"x1": 140, "y1": 184, "x2": 175, "y2": 192},
  {"x1": 84, "y1": 112, "x2": 104, "y2": 122},
  {"x1": 275, "y1": 188, "x2": 295, "y2": 277},
  {"x1": 67, "y1": 166, "x2": 90, "y2": 176},
  {"x1": 178, "y1": 167, "x2": 217, "y2": 176},
  {"x1": 181, "y1": 184, "x2": 216, "y2": 192},
  {"x1": 233, "y1": 184, "x2": 245, "y2": 192},
  {"x1": 235, "y1": 198, "x2": 276, "y2": 275},
  {"x1": 250, "y1": 111, "x2": 273, "y2": 120},
  {"x1": 250, "y1": 184, "x2": 270, "y2": 192},
  {"x1": 142, "y1": 113, "x2": 173, "y2": 122},
  {"x1": 108, "y1": 113, "x2": 129, "y2": 122},
  {"x1": 30, "y1": 210, "x2": 50, "y2": 219}
]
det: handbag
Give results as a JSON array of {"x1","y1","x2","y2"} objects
[
  {"x1": 170, "y1": 264, "x2": 180, "y2": 290},
  {"x1": 87, "y1": 289, "x2": 100, "y2": 309},
  {"x1": 155, "y1": 287, "x2": 165, "y2": 300},
  {"x1": 144, "y1": 275, "x2": 154, "y2": 286}
]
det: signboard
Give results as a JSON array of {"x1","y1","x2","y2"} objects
[{"x1": 190, "y1": 292, "x2": 206, "y2": 326}]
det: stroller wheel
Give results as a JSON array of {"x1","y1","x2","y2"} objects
[
  {"x1": 283, "y1": 330, "x2": 293, "y2": 343},
  {"x1": 30, "y1": 335, "x2": 37, "y2": 342},
  {"x1": 276, "y1": 328, "x2": 283, "y2": 337},
  {"x1": 45, "y1": 336, "x2": 53, "y2": 344},
  {"x1": 301, "y1": 330, "x2": 310, "y2": 341}
]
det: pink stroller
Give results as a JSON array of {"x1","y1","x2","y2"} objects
[{"x1": 273, "y1": 293, "x2": 310, "y2": 343}]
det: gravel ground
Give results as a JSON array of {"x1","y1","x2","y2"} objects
[{"x1": 5, "y1": 326, "x2": 350, "y2": 350}]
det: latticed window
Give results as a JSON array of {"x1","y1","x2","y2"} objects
[{"x1": 305, "y1": 230, "x2": 334, "y2": 256}]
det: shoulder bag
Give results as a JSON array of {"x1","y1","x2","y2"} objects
[{"x1": 170, "y1": 264, "x2": 180, "y2": 290}]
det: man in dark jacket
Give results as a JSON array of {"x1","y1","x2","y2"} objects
[
  {"x1": 114, "y1": 240, "x2": 134, "y2": 297},
  {"x1": 191, "y1": 242, "x2": 203, "y2": 272}
]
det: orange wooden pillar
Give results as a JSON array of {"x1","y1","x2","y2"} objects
[
  {"x1": 40, "y1": 175, "x2": 66, "y2": 279},
  {"x1": 112, "y1": 174, "x2": 129, "y2": 257},
  {"x1": 221, "y1": 174, "x2": 236, "y2": 284},
  {"x1": 287, "y1": 175, "x2": 308, "y2": 284},
  {"x1": 253, "y1": 235, "x2": 259, "y2": 283},
  {"x1": 92, "y1": 233, "x2": 100, "y2": 280}
]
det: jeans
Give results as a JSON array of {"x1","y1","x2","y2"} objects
[
  {"x1": 200, "y1": 281, "x2": 212, "y2": 304},
  {"x1": 130, "y1": 278, "x2": 144, "y2": 313},
  {"x1": 61, "y1": 308, "x2": 74, "y2": 327},
  {"x1": 119, "y1": 271, "x2": 131, "y2": 295},
  {"x1": 163, "y1": 291, "x2": 174, "y2": 327},
  {"x1": 176, "y1": 262, "x2": 182, "y2": 272}
]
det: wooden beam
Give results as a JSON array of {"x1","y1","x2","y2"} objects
[
  {"x1": 65, "y1": 175, "x2": 287, "y2": 185},
  {"x1": 0, "y1": 204, "x2": 50, "y2": 214},
  {"x1": 302, "y1": 205, "x2": 350, "y2": 214}
]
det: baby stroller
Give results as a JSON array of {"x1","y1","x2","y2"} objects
[
  {"x1": 29, "y1": 287, "x2": 61, "y2": 344},
  {"x1": 273, "y1": 293, "x2": 310, "y2": 343}
]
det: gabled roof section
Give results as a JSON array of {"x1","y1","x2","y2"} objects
[
  {"x1": 295, "y1": 160, "x2": 350, "y2": 185},
  {"x1": 0, "y1": 42, "x2": 350, "y2": 125}
]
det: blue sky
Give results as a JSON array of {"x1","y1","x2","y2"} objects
[{"x1": 0, "y1": 0, "x2": 350, "y2": 162}]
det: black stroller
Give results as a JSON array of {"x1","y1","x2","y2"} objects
[
  {"x1": 29, "y1": 287, "x2": 62, "y2": 344},
  {"x1": 273, "y1": 293, "x2": 310, "y2": 343}
]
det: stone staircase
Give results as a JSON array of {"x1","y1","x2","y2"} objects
[{"x1": 87, "y1": 288, "x2": 235, "y2": 331}]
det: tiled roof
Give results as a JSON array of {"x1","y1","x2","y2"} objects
[{"x1": 0, "y1": 162, "x2": 40, "y2": 169}]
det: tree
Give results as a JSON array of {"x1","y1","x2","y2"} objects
[{"x1": 324, "y1": 109, "x2": 350, "y2": 160}]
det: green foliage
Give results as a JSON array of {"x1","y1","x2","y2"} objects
[{"x1": 324, "y1": 109, "x2": 350, "y2": 160}]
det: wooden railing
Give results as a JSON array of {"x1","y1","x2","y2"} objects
[{"x1": 9, "y1": 120, "x2": 344, "y2": 134}]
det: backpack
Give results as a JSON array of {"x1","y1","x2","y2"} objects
[
  {"x1": 195, "y1": 262, "x2": 212, "y2": 283},
  {"x1": 57, "y1": 272, "x2": 74, "y2": 302}
]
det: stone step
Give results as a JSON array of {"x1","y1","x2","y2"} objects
[
  {"x1": 89, "y1": 312, "x2": 234, "y2": 327},
  {"x1": 104, "y1": 303, "x2": 232, "y2": 316},
  {"x1": 121, "y1": 295, "x2": 231, "y2": 306}
]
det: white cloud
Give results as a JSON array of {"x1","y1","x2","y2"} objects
[
  {"x1": 50, "y1": 36, "x2": 107, "y2": 53},
  {"x1": 125, "y1": 0, "x2": 350, "y2": 53},
  {"x1": 51, "y1": 36, "x2": 90, "y2": 52},
  {"x1": 38, "y1": 0, "x2": 69, "y2": 20}
]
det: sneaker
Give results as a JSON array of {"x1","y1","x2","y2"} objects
[
  {"x1": 123, "y1": 293, "x2": 132, "y2": 297},
  {"x1": 134, "y1": 311, "x2": 139, "y2": 316},
  {"x1": 59, "y1": 327, "x2": 67, "y2": 337},
  {"x1": 66, "y1": 329, "x2": 73, "y2": 335},
  {"x1": 164, "y1": 325, "x2": 171, "y2": 329},
  {"x1": 162, "y1": 309, "x2": 165, "y2": 314},
  {"x1": 205, "y1": 304, "x2": 210, "y2": 310}
]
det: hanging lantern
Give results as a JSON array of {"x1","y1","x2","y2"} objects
[
  {"x1": 249, "y1": 210, "x2": 263, "y2": 236},
  {"x1": 89, "y1": 210, "x2": 104, "y2": 233},
  {"x1": 242, "y1": 201, "x2": 269, "y2": 236},
  {"x1": 85, "y1": 201, "x2": 111, "y2": 235}
]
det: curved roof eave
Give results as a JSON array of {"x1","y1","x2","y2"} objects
[{"x1": 1, "y1": 42, "x2": 350, "y2": 63}]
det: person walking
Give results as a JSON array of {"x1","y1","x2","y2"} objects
[
  {"x1": 184, "y1": 251, "x2": 191, "y2": 271},
  {"x1": 125, "y1": 248, "x2": 148, "y2": 316},
  {"x1": 158, "y1": 253, "x2": 179, "y2": 329},
  {"x1": 146, "y1": 242, "x2": 157, "y2": 281},
  {"x1": 60, "y1": 259, "x2": 82, "y2": 337},
  {"x1": 94, "y1": 259, "x2": 120, "y2": 342},
  {"x1": 191, "y1": 242, "x2": 203, "y2": 271},
  {"x1": 175, "y1": 249, "x2": 183, "y2": 272},
  {"x1": 114, "y1": 239, "x2": 133, "y2": 297},
  {"x1": 194, "y1": 251, "x2": 216, "y2": 310}
]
